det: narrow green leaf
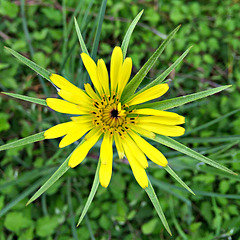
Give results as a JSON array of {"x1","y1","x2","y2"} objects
[
  {"x1": 0, "y1": 132, "x2": 45, "y2": 152},
  {"x1": 4, "y1": 47, "x2": 51, "y2": 82},
  {"x1": 138, "y1": 85, "x2": 231, "y2": 110},
  {"x1": 151, "y1": 135, "x2": 237, "y2": 175},
  {"x1": 145, "y1": 179, "x2": 172, "y2": 235},
  {"x1": 2, "y1": 92, "x2": 47, "y2": 106},
  {"x1": 136, "y1": 46, "x2": 192, "y2": 95},
  {"x1": 77, "y1": 160, "x2": 100, "y2": 226},
  {"x1": 164, "y1": 165, "x2": 195, "y2": 195},
  {"x1": 74, "y1": 17, "x2": 89, "y2": 55},
  {"x1": 91, "y1": 0, "x2": 107, "y2": 61},
  {"x1": 121, "y1": 25, "x2": 181, "y2": 101},
  {"x1": 121, "y1": 10, "x2": 144, "y2": 59},
  {"x1": 26, "y1": 154, "x2": 71, "y2": 205}
]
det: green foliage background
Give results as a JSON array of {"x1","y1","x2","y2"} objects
[{"x1": 0, "y1": 0, "x2": 240, "y2": 239}]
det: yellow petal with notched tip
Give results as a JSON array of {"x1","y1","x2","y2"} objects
[
  {"x1": 114, "y1": 132, "x2": 124, "y2": 159},
  {"x1": 46, "y1": 98, "x2": 89, "y2": 115},
  {"x1": 81, "y1": 53, "x2": 103, "y2": 95},
  {"x1": 97, "y1": 59, "x2": 110, "y2": 95},
  {"x1": 126, "y1": 84, "x2": 169, "y2": 106},
  {"x1": 44, "y1": 121, "x2": 78, "y2": 139},
  {"x1": 138, "y1": 115, "x2": 185, "y2": 125},
  {"x1": 136, "y1": 122, "x2": 185, "y2": 137},
  {"x1": 117, "y1": 57, "x2": 132, "y2": 97},
  {"x1": 68, "y1": 129, "x2": 102, "y2": 168},
  {"x1": 129, "y1": 130, "x2": 168, "y2": 166},
  {"x1": 59, "y1": 123, "x2": 93, "y2": 148},
  {"x1": 50, "y1": 74, "x2": 92, "y2": 103},
  {"x1": 122, "y1": 140, "x2": 148, "y2": 189},
  {"x1": 110, "y1": 46, "x2": 123, "y2": 92}
]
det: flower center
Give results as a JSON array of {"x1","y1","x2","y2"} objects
[{"x1": 110, "y1": 109, "x2": 119, "y2": 118}]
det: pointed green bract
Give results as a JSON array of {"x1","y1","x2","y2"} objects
[
  {"x1": 151, "y1": 135, "x2": 237, "y2": 175},
  {"x1": 137, "y1": 85, "x2": 231, "y2": 110},
  {"x1": 121, "y1": 10, "x2": 144, "y2": 59},
  {"x1": 145, "y1": 179, "x2": 172, "y2": 235},
  {"x1": 74, "y1": 17, "x2": 89, "y2": 55},
  {"x1": 136, "y1": 46, "x2": 192, "y2": 95},
  {"x1": 2, "y1": 92, "x2": 47, "y2": 106},
  {"x1": 0, "y1": 132, "x2": 45, "y2": 152},
  {"x1": 77, "y1": 160, "x2": 100, "y2": 226},
  {"x1": 164, "y1": 165, "x2": 195, "y2": 195},
  {"x1": 4, "y1": 47, "x2": 51, "y2": 82},
  {"x1": 121, "y1": 25, "x2": 181, "y2": 101}
]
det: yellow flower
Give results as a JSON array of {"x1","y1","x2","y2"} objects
[{"x1": 44, "y1": 46, "x2": 185, "y2": 189}]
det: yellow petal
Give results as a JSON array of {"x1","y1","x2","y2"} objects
[
  {"x1": 50, "y1": 74, "x2": 92, "y2": 103},
  {"x1": 126, "y1": 84, "x2": 169, "y2": 106},
  {"x1": 117, "y1": 57, "x2": 132, "y2": 97},
  {"x1": 129, "y1": 130, "x2": 168, "y2": 166},
  {"x1": 124, "y1": 134, "x2": 148, "y2": 169},
  {"x1": 71, "y1": 115, "x2": 93, "y2": 123},
  {"x1": 122, "y1": 140, "x2": 148, "y2": 189},
  {"x1": 128, "y1": 124, "x2": 155, "y2": 139},
  {"x1": 138, "y1": 115, "x2": 185, "y2": 125},
  {"x1": 59, "y1": 123, "x2": 93, "y2": 148},
  {"x1": 136, "y1": 122, "x2": 185, "y2": 137},
  {"x1": 114, "y1": 132, "x2": 124, "y2": 159},
  {"x1": 68, "y1": 129, "x2": 102, "y2": 168},
  {"x1": 133, "y1": 108, "x2": 185, "y2": 118},
  {"x1": 44, "y1": 121, "x2": 78, "y2": 139},
  {"x1": 84, "y1": 83, "x2": 101, "y2": 101},
  {"x1": 97, "y1": 59, "x2": 110, "y2": 95},
  {"x1": 110, "y1": 46, "x2": 123, "y2": 92},
  {"x1": 46, "y1": 98, "x2": 89, "y2": 115},
  {"x1": 99, "y1": 161, "x2": 113, "y2": 188},
  {"x1": 81, "y1": 53, "x2": 103, "y2": 95}
]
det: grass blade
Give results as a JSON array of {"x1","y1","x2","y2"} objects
[
  {"x1": 4, "y1": 47, "x2": 51, "y2": 82},
  {"x1": 74, "y1": 17, "x2": 89, "y2": 55},
  {"x1": 164, "y1": 165, "x2": 195, "y2": 195},
  {"x1": 90, "y1": 0, "x2": 107, "y2": 61},
  {"x1": 136, "y1": 46, "x2": 192, "y2": 95},
  {"x1": 121, "y1": 25, "x2": 181, "y2": 101},
  {"x1": 151, "y1": 135, "x2": 237, "y2": 175},
  {"x1": 0, "y1": 132, "x2": 45, "y2": 151},
  {"x1": 2, "y1": 92, "x2": 47, "y2": 106},
  {"x1": 121, "y1": 10, "x2": 144, "y2": 59},
  {"x1": 145, "y1": 179, "x2": 172, "y2": 235},
  {"x1": 77, "y1": 160, "x2": 100, "y2": 226},
  {"x1": 138, "y1": 85, "x2": 231, "y2": 110}
]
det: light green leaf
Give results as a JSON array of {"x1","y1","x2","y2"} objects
[
  {"x1": 151, "y1": 135, "x2": 236, "y2": 175},
  {"x1": 77, "y1": 160, "x2": 100, "y2": 226},
  {"x1": 164, "y1": 165, "x2": 195, "y2": 195},
  {"x1": 136, "y1": 46, "x2": 192, "y2": 95},
  {"x1": 74, "y1": 17, "x2": 89, "y2": 55},
  {"x1": 0, "y1": 132, "x2": 45, "y2": 152},
  {"x1": 91, "y1": 0, "x2": 107, "y2": 61},
  {"x1": 138, "y1": 85, "x2": 231, "y2": 110},
  {"x1": 121, "y1": 10, "x2": 144, "y2": 59},
  {"x1": 2, "y1": 92, "x2": 47, "y2": 106},
  {"x1": 4, "y1": 47, "x2": 51, "y2": 82},
  {"x1": 121, "y1": 25, "x2": 181, "y2": 101},
  {"x1": 145, "y1": 179, "x2": 172, "y2": 235},
  {"x1": 26, "y1": 153, "x2": 71, "y2": 205}
]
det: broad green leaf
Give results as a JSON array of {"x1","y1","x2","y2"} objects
[
  {"x1": 164, "y1": 165, "x2": 195, "y2": 195},
  {"x1": 145, "y1": 179, "x2": 172, "y2": 235},
  {"x1": 4, "y1": 47, "x2": 52, "y2": 82},
  {"x1": 91, "y1": 0, "x2": 107, "y2": 61},
  {"x1": 121, "y1": 10, "x2": 144, "y2": 59},
  {"x1": 77, "y1": 160, "x2": 100, "y2": 226},
  {"x1": 26, "y1": 153, "x2": 72, "y2": 205},
  {"x1": 0, "y1": 132, "x2": 45, "y2": 152},
  {"x1": 121, "y1": 25, "x2": 181, "y2": 101},
  {"x1": 2, "y1": 92, "x2": 47, "y2": 106},
  {"x1": 74, "y1": 17, "x2": 89, "y2": 55},
  {"x1": 137, "y1": 85, "x2": 231, "y2": 110},
  {"x1": 151, "y1": 135, "x2": 236, "y2": 175},
  {"x1": 136, "y1": 46, "x2": 192, "y2": 95}
]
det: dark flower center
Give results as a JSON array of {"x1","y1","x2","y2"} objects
[{"x1": 111, "y1": 109, "x2": 119, "y2": 118}]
